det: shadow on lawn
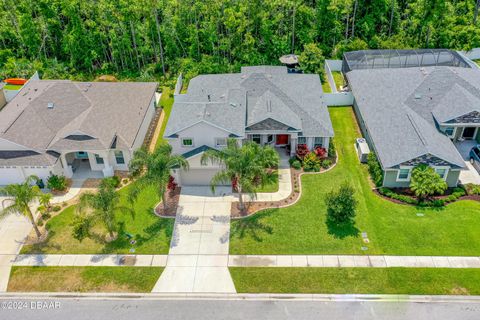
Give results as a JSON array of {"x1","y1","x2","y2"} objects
[
  {"x1": 326, "y1": 219, "x2": 359, "y2": 239},
  {"x1": 230, "y1": 209, "x2": 274, "y2": 242}
]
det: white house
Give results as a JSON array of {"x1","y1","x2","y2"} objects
[
  {"x1": 164, "y1": 66, "x2": 334, "y2": 186},
  {"x1": 0, "y1": 79, "x2": 158, "y2": 185}
]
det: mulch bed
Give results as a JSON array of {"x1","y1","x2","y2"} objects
[
  {"x1": 154, "y1": 187, "x2": 181, "y2": 217},
  {"x1": 373, "y1": 188, "x2": 480, "y2": 206}
]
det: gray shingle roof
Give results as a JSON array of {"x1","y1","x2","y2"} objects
[
  {"x1": 165, "y1": 66, "x2": 333, "y2": 138},
  {"x1": 432, "y1": 84, "x2": 480, "y2": 123},
  {"x1": 0, "y1": 80, "x2": 157, "y2": 166},
  {"x1": 347, "y1": 66, "x2": 470, "y2": 169}
]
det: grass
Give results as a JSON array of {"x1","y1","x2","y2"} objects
[
  {"x1": 3, "y1": 84, "x2": 22, "y2": 90},
  {"x1": 473, "y1": 59, "x2": 480, "y2": 67},
  {"x1": 230, "y1": 267, "x2": 480, "y2": 295},
  {"x1": 229, "y1": 106, "x2": 480, "y2": 256},
  {"x1": 155, "y1": 87, "x2": 174, "y2": 148},
  {"x1": 331, "y1": 71, "x2": 344, "y2": 91},
  {"x1": 321, "y1": 81, "x2": 331, "y2": 93},
  {"x1": 21, "y1": 183, "x2": 174, "y2": 254},
  {"x1": 8, "y1": 266, "x2": 163, "y2": 292}
]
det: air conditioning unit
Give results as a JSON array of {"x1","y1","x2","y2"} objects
[{"x1": 355, "y1": 138, "x2": 370, "y2": 163}]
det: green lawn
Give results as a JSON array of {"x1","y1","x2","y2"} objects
[
  {"x1": 473, "y1": 59, "x2": 480, "y2": 67},
  {"x1": 8, "y1": 266, "x2": 162, "y2": 292},
  {"x1": 321, "y1": 81, "x2": 331, "y2": 93},
  {"x1": 21, "y1": 183, "x2": 174, "y2": 254},
  {"x1": 229, "y1": 106, "x2": 480, "y2": 256},
  {"x1": 230, "y1": 267, "x2": 480, "y2": 295},
  {"x1": 331, "y1": 71, "x2": 344, "y2": 91},
  {"x1": 155, "y1": 87, "x2": 174, "y2": 148}
]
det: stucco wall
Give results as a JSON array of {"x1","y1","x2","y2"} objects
[
  {"x1": 383, "y1": 168, "x2": 460, "y2": 188},
  {"x1": 168, "y1": 122, "x2": 232, "y2": 155}
]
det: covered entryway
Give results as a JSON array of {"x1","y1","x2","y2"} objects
[
  {"x1": 179, "y1": 168, "x2": 228, "y2": 186},
  {"x1": 276, "y1": 134, "x2": 289, "y2": 146},
  {"x1": 462, "y1": 127, "x2": 477, "y2": 139},
  {"x1": 64, "y1": 151, "x2": 104, "y2": 179}
]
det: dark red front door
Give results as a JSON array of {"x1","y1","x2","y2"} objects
[{"x1": 276, "y1": 135, "x2": 289, "y2": 145}]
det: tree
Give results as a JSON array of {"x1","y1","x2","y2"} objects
[
  {"x1": 74, "y1": 180, "x2": 133, "y2": 241},
  {"x1": 201, "y1": 139, "x2": 279, "y2": 212},
  {"x1": 410, "y1": 164, "x2": 448, "y2": 200},
  {"x1": 0, "y1": 176, "x2": 43, "y2": 239},
  {"x1": 39, "y1": 193, "x2": 52, "y2": 210},
  {"x1": 298, "y1": 43, "x2": 325, "y2": 77},
  {"x1": 128, "y1": 144, "x2": 188, "y2": 212},
  {"x1": 325, "y1": 182, "x2": 358, "y2": 224}
]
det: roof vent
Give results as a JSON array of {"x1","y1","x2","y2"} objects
[
  {"x1": 47, "y1": 102, "x2": 54, "y2": 109},
  {"x1": 230, "y1": 102, "x2": 237, "y2": 108},
  {"x1": 414, "y1": 93, "x2": 422, "y2": 99}
]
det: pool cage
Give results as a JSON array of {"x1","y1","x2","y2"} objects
[{"x1": 342, "y1": 49, "x2": 471, "y2": 73}]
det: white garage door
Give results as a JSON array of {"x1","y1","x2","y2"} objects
[
  {"x1": 180, "y1": 169, "x2": 229, "y2": 186},
  {"x1": 0, "y1": 167, "x2": 24, "y2": 185}
]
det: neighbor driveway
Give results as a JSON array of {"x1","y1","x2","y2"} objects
[{"x1": 455, "y1": 140, "x2": 480, "y2": 185}]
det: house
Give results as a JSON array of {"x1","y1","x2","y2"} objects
[
  {"x1": 0, "y1": 79, "x2": 158, "y2": 185},
  {"x1": 344, "y1": 49, "x2": 480, "y2": 188},
  {"x1": 164, "y1": 66, "x2": 334, "y2": 186}
]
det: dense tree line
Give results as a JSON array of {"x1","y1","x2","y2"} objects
[{"x1": 1, "y1": 0, "x2": 480, "y2": 82}]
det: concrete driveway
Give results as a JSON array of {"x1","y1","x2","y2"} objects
[
  {"x1": 152, "y1": 186, "x2": 236, "y2": 293},
  {"x1": 455, "y1": 140, "x2": 480, "y2": 185}
]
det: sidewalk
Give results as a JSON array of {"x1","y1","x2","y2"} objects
[
  {"x1": 8, "y1": 254, "x2": 168, "y2": 267},
  {"x1": 51, "y1": 179, "x2": 85, "y2": 204}
]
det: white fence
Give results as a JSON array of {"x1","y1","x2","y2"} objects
[{"x1": 324, "y1": 92, "x2": 354, "y2": 106}]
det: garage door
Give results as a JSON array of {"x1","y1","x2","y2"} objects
[
  {"x1": 0, "y1": 167, "x2": 24, "y2": 185},
  {"x1": 180, "y1": 169, "x2": 229, "y2": 186}
]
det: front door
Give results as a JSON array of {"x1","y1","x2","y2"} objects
[
  {"x1": 462, "y1": 127, "x2": 477, "y2": 139},
  {"x1": 276, "y1": 134, "x2": 289, "y2": 145}
]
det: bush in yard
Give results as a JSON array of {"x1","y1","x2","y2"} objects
[
  {"x1": 321, "y1": 159, "x2": 332, "y2": 169},
  {"x1": 47, "y1": 174, "x2": 67, "y2": 191},
  {"x1": 303, "y1": 152, "x2": 321, "y2": 172},
  {"x1": 410, "y1": 164, "x2": 447, "y2": 200},
  {"x1": 328, "y1": 139, "x2": 336, "y2": 158},
  {"x1": 291, "y1": 160, "x2": 302, "y2": 170},
  {"x1": 367, "y1": 153, "x2": 383, "y2": 187},
  {"x1": 465, "y1": 183, "x2": 480, "y2": 195},
  {"x1": 314, "y1": 146, "x2": 327, "y2": 159},
  {"x1": 101, "y1": 176, "x2": 121, "y2": 189},
  {"x1": 325, "y1": 182, "x2": 358, "y2": 224}
]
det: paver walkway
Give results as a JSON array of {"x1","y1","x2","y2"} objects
[{"x1": 152, "y1": 186, "x2": 236, "y2": 293}]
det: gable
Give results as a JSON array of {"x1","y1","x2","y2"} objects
[
  {"x1": 445, "y1": 111, "x2": 480, "y2": 124},
  {"x1": 0, "y1": 138, "x2": 29, "y2": 151},
  {"x1": 396, "y1": 153, "x2": 462, "y2": 169},
  {"x1": 246, "y1": 118, "x2": 294, "y2": 131}
]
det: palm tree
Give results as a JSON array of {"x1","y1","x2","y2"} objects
[
  {"x1": 39, "y1": 193, "x2": 52, "y2": 210},
  {"x1": 201, "y1": 139, "x2": 279, "y2": 212},
  {"x1": 76, "y1": 182, "x2": 133, "y2": 240},
  {"x1": 0, "y1": 176, "x2": 43, "y2": 239},
  {"x1": 128, "y1": 144, "x2": 189, "y2": 211},
  {"x1": 410, "y1": 164, "x2": 448, "y2": 200}
]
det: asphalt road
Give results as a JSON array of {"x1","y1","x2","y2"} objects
[{"x1": 1, "y1": 297, "x2": 480, "y2": 320}]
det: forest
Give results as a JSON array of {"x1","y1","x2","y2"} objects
[{"x1": 1, "y1": 0, "x2": 480, "y2": 83}]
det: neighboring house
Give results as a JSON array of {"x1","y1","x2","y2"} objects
[
  {"x1": 164, "y1": 66, "x2": 334, "y2": 186},
  {"x1": 344, "y1": 49, "x2": 480, "y2": 188},
  {"x1": 0, "y1": 79, "x2": 158, "y2": 185}
]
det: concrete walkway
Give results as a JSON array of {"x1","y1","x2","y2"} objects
[
  {"x1": 7, "y1": 254, "x2": 167, "y2": 267},
  {"x1": 152, "y1": 187, "x2": 236, "y2": 293},
  {"x1": 50, "y1": 179, "x2": 85, "y2": 204}
]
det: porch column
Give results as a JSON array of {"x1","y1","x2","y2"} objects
[
  {"x1": 290, "y1": 137, "x2": 297, "y2": 156},
  {"x1": 101, "y1": 151, "x2": 114, "y2": 177},
  {"x1": 60, "y1": 154, "x2": 73, "y2": 178}
]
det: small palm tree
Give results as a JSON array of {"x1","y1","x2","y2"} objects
[
  {"x1": 129, "y1": 144, "x2": 188, "y2": 211},
  {"x1": 201, "y1": 139, "x2": 279, "y2": 212},
  {"x1": 39, "y1": 193, "x2": 52, "y2": 210},
  {"x1": 410, "y1": 164, "x2": 448, "y2": 200},
  {"x1": 75, "y1": 182, "x2": 133, "y2": 240},
  {"x1": 0, "y1": 176, "x2": 43, "y2": 239}
]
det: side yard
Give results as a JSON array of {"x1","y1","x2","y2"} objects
[
  {"x1": 155, "y1": 87, "x2": 174, "y2": 148},
  {"x1": 21, "y1": 183, "x2": 174, "y2": 254},
  {"x1": 229, "y1": 106, "x2": 480, "y2": 256},
  {"x1": 8, "y1": 266, "x2": 163, "y2": 292}
]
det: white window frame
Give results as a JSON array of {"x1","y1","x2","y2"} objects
[
  {"x1": 433, "y1": 166, "x2": 449, "y2": 181},
  {"x1": 444, "y1": 127, "x2": 455, "y2": 138},
  {"x1": 298, "y1": 136, "x2": 307, "y2": 144},
  {"x1": 114, "y1": 150, "x2": 125, "y2": 165},
  {"x1": 181, "y1": 137, "x2": 194, "y2": 147},
  {"x1": 215, "y1": 137, "x2": 227, "y2": 147},
  {"x1": 267, "y1": 134, "x2": 274, "y2": 144},
  {"x1": 95, "y1": 154, "x2": 104, "y2": 165},
  {"x1": 396, "y1": 167, "x2": 412, "y2": 182}
]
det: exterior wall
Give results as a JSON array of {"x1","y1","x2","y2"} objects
[
  {"x1": 176, "y1": 152, "x2": 224, "y2": 186},
  {"x1": 168, "y1": 122, "x2": 232, "y2": 155},
  {"x1": 132, "y1": 95, "x2": 157, "y2": 150},
  {"x1": 23, "y1": 166, "x2": 53, "y2": 183},
  {"x1": 383, "y1": 168, "x2": 460, "y2": 188}
]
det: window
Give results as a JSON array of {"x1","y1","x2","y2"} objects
[
  {"x1": 251, "y1": 134, "x2": 261, "y2": 144},
  {"x1": 444, "y1": 127, "x2": 455, "y2": 137},
  {"x1": 215, "y1": 137, "x2": 227, "y2": 147},
  {"x1": 397, "y1": 168, "x2": 410, "y2": 181},
  {"x1": 95, "y1": 154, "x2": 104, "y2": 165},
  {"x1": 435, "y1": 168, "x2": 448, "y2": 179},
  {"x1": 182, "y1": 138, "x2": 194, "y2": 147},
  {"x1": 298, "y1": 136, "x2": 307, "y2": 144},
  {"x1": 115, "y1": 151, "x2": 125, "y2": 164},
  {"x1": 314, "y1": 137, "x2": 323, "y2": 147},
  {"x1": 267, "y1": 134, "x2": 274, "y2": 143}
]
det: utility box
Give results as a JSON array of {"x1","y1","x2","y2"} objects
[{"x1": 355, "y1": 138, "x2": 370, "y2": 163}]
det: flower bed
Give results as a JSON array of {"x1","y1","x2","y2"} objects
[
  {"x1": 376, "y1": 186, "x2": 468, "y2": 207},
  {"x1": 154, "y1": 187, "x2": 181, "y2": 217}
]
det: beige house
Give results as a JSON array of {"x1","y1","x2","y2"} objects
[{"x1": 0, "y1": 79, "x2": 158, "y2": 185}]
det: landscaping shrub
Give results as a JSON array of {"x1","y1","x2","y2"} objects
[
  {"x1": 378, "y1": 187, "x2": 418, "y2": 205},
  {"x1": 367, "y1": 153, "x2": 383, "y2": 187},
  {"x1": 52, "y1": 205, "x2": 61, "y2": 212},
  {"x1": 321, "y1": 159, "x2": 332, "y2": 169},
  {"x1": 47, "y1": 174, "x2": 67, "y2": 191},
  {"x1": 328, "y1": 139, "x2": 336, "y2": 158},
  {"x1": 378, "y1": 186, "x2": 465, "y2": 207},
  {"x1": 101, "y1": 176, "x2": 121, "y2": 188},
  {"x1": 303, "y1": 152, "x2": 321, "y2": 172},
  {"x1": 291, "y1": 160, "x2": 302, "y2": 170},
  {"x1": 325, "y1": 182, "x2": 357, "y2": 224},
  {"x1": 465, "y1": 183, "x2": 480, "y2": 195},
  {"x1": 410, "y1": 164, "x2": 447, "y2": 200},
  {"x1": 314, "y1": 146, "x2": 327, "y2": 159}
]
